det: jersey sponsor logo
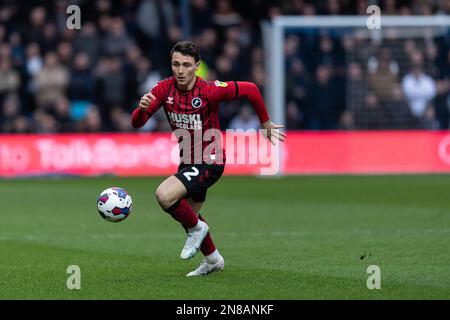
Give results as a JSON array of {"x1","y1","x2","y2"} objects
[
  {"x1": 214, "y1": 80, "x2": 228, "y2": 87},
  {"x1": 167, "y1": 112, "x2": 202, "y2": 130},
  {"x1": 191, "y1": 97, "x2": 202, "y2": 109},
  {"x1": 166, "y1": 97, "x2": 174, "y2": 104}
]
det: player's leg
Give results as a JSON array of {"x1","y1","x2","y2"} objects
[
  {"x1": 163, "y1": 163, "x2": 225, "y2": 263},
  {"x1": 186, "y1": 199, "x2": 216, "y2": 256},
  {"x1": 184, "y1": 199, "x2": 224, "y2": 277},
  {"x1": 186, "y1": 198, "x2": 202, "y2": 214},
  {"x1": 155, "y1": 175, "x2": 209, "y2": 260},
  {"x1": 156, "y1": 175, "x2": 197, "y2": 227}
]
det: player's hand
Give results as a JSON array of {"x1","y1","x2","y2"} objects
[
  {"x1": 261, "y1": 120, "x2": 286, "y2": 145},
  {"x1": 138, "y1": 92, "x2": 156, "y2": 111}
]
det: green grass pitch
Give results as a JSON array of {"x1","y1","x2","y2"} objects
[{"x1": 0, "y1": 175, "x2": 449, "y2": 299}]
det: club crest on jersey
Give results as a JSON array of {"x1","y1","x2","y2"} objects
[
  {"x1": 191, "y1": 97, "x2": 202, "y2": 108},
  {"x1": 214, "y1": 80, "x2": 228, "y2": 87}
]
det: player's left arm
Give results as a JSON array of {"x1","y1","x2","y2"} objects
[{"x1": 211, "y1": 80, "x2": 286, "y2": 144}]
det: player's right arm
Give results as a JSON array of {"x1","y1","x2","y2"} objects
[
  {"x1": 209, "y1": 80, "x2": 286, "y2": 144},
  {"x1": 131, "y1": 83, "x2": 164, "y2": 128}
]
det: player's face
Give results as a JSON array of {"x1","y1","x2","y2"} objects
[{"x1": 171, "y1": 52, "x2": 199, "y2": 88}]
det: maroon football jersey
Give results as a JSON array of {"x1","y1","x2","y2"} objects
[{"x1": 147, "y1": 76, "x2": 239, "y2": 164}]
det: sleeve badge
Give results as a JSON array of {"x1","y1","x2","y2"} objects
[{"x1": 214, "y1": 80, "x2": 228, "y2": 87}]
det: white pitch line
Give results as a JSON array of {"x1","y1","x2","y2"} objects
[{"x1": 0, "y1": 228, "x2": 449, "y2": 242}]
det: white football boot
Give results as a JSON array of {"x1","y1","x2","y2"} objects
[
  {"x1": 186, "y1": 255, "x2": 225, "y2": 277},
  {"x1": 180, "y1": 220, "x2": 209, "y2": 260}
]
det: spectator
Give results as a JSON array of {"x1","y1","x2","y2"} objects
[
  {"x1": 384, "y1": 85, "x2": 414, "y2": 129},
  {"x1": 35, "y1": 51, "x2": 69, "y2": 108},
  {"x1": 25, "y1": 42, "x2": 43, "y2": 78},
  {"x1": 286, "y1": 57, "x2": 309, "y2": 113},
  {"x1": 315, "y1": 35, "x2": 339, "y2": 68},
  {"x1": 212, "y1": 0, "x2": 242, "y2": 28},
  {"x1": 109, "y1": 106, "x2": 132, "y2": 132},
  {"x1": 251, "y1": 46, "x2": 265, "y2": 66},
  {"x1": 101, "y1": 17, "x2": 134, "y2": 57},
  {"x1": 347, "y1": 61, "x2": 368, "y2": 112},
  {"x1": 53, "y1": 0, "x2": 71, "y2": 34},
  {"x1": 57, "y1": 41, "x2": 73, "y2": 68},
  {"x1": 251, "y1": 64, "x2": 267, "y2": 92},
  {"x1": 135, "y1": 57, "x2": 161, "y2": 97},
  {"x1": 137, "y1": 0, "x2": 176, "y2": 41},
  {"x1": 191, "y1": 0, "x2": 213, "y2": 36},
  {"x1": 382, "y1": 0, "x2": 398, "y2": 15},
  {"x1": 52, "y1": 97, "x2": 74, "y2": 132},
  {"x1": 27, "y1": 6, "x2": 47, "y2": 45},
  {"x1": 355, "y1": 0, "x2": 369, "y2": 15},
  {"x1": 228, "y1": 104, "x2": 261, "y2": 131},
  {"x1": 354, "y1": 92, "x2": 387, "y2": 130},
  {"x1": 73, "y1": 22, "x2": 100, "y2": 66},
  {"x1": 1, "y1": 95, "x2": 21, "y2": 132},
  {"x1": 95, "y1": 0, "x2": 113, "y2": 16},
  {"x1": 11, "y1": 116, "x2": 32, "y2": 133},
  {"x1": 41, "y1": 22, "x2": 59, "y2": 54},
  {"x1": 9, "y1": 32, "x2": 26, "y2": 68},
  {"x1": 225, "y1": 23, "x2": 252, "y2": 51},
  {"x1": 305, "y1": 65, "x2": 337, "y2": 130},
  {"x1": 136, "y1": 0, "x2": 178, "y2": 76},
  {"x1": 120, "y1": 0, "x2": 140, "y2": 34},
  {"x1": 197, "y1": 28, "x2": 219, "y2": 68},
  {"x1": 0, "y1": 58, "x2": 21, "y2": 99},
  {"x1": 123, "y1": 45, "x2": 143, "y2": 105},
  {"x1": 78, "y1": 105, "x2": 105, "y2": 132},
  {"x1": 434, "y1": 64, "x2": 450, "y2": 129},
  {"x1": 32, "y1": 109, "x2": 59, "y2": 133},
  {"x1": 284, "y1": 35, "x2": 301, "y2": 67},
  {"x1": 69, "y1": 52, "x2": 95, "y2": 102},
  {"x1": 222, "y1": 41, "x2": 244, "y2": 76},
  {"x1": 323, "y1": 0, "x2": 341, "y2": 15},
  {"x1": 401, "y1": 51, "x2": 437, "y2": 128},
  {"x1": 95, "y1": 56, "x2": 126, "y2": 111},
  {"x1": 0, "y1": 24, "x2": 5, "y2": 43},
  {"x1": 368, "y1": 47, "x2": 399, "y2": 103},
  {"x1": 286, "y1": 100, "x2": 303, "y2": 129},
  {"x1": 215, "y1": 55, "x2": 235, "y2": 81}
]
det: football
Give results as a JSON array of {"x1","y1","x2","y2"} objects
[{"x1": 97, "y1": 187, "x2": 133, "y2": 222}]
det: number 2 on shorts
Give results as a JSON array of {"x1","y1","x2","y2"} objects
[{"x1": 183, "y1": 167, "x2": 199, "y2": 181}]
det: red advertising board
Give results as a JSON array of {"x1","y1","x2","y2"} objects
[
  {"x1": 1, "y1": 131, "x2": 450, "y2": 177},
  {"x1": 282, "y1": 131, "x2": 450, "y2": 174}
]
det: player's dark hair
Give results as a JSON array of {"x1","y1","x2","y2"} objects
[{"x1": 170, "y1": 41, "x2": 200, "y2": 63}]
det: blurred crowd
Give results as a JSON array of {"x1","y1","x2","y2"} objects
[
  {"x1": 285, "y1": 29, "x2": 450, "y2": 130},
  {"x1": 284, "y1": 0, "x2": 450, "y2": 130},
  {"x1": 1, "y1": 0, "x2": 450, "y2": 134}
]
